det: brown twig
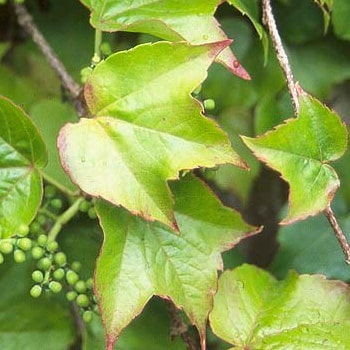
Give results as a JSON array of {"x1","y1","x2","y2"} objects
[
  {"x1": 262, "y1": 0, "x2": 299, "y2": 115},
  {"x1": 13, "y1": 2, "x2": 86, "y2": 117},
  {"x1": 324, "y1": 205, "x2": 350, "y2": 265},
  {"x1": 166, "y1": 301, "x2": 199, "y2": 350}
]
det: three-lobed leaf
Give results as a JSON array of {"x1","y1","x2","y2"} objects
[
  {"x1": 0, "y1": 96, "x2": 47, "y2": 238},
  {"x1": 58, "y1": 41, "x2": 244, "y2": 230},
  {"x1": 94, "y1": 174, "x2": 259, "y2": 350},
  {"x1": 210, "y1": 264, "x2": 350, "y2": 349},
  {"x1": 79, "y1": 0, "x2": 249, "y2": 79},
  {"x1": 242, "y1": 92, "x2": 347, "y2": 224}
]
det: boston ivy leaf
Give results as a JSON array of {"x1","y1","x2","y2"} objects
[
  {"x1": 210, "y1": 264, "x2": 350, "y2": 349},
  {"x1": 227, "y1": 0, "x2": 269, "y2": 62},
  {"x1": 79, "y1": 0, "x2": 249, "y2": 79},
  {"x1": 94, "y1": 174, "x2": 259, "y2": 350},
  {"x1": 242, "y1": 92, "x2": 347, "y2": 224},
  {"x1": 58, "y1": 41, "x2": 244, "y2": 229},
  {"x1": 0, "y1": 96, "x2": 47, "y2": 238}
]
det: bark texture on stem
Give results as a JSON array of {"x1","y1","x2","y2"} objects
[
  {"x1": 324, "y1": 205, "x2": 350, "y2": 265},
  {"x1": 262, "y1": 0, "x2": 299, "y2": 115},
  {"x1": 13, "y1": 3, "x2": 86, "y2": 117}
]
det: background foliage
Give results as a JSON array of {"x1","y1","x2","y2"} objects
[{"x1": 1, "y1": 0, "x2": 350, "y2": 349}]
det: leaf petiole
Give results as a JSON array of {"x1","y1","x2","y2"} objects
[{"x1": 47, "y1": 197, "x2": 85, "y2": 242}]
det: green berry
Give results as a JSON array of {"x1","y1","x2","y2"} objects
[
  {"x1": 88, "y1": 207, "x2": 97, "y2": 219},
  {"x1": 203, "y1": 99, "x2": 215, "y2": 111},
  {"x1": 37, "y1": 257, "x2": 52, "y2": 270},
  {"x1": 14, "y1": 249, "x2": 26, "y2": 263},
  {"x1": 53, "y1": 268, "x2": 65, "y2": 280},
  {"x1": 0, "y1": 253, "x2": 4, "y2": 264},
  {"x1": 47, "y1": 241, "x2": 59, "y2": 252},
  {"x1": 100, "y1": 42, "x2": 112, "y2": 56},
  {"x1": 79, "y1": 200, "x2": 91, "y2": 213},
  {"x1": 74, "y1": 280, "x2": 87, "y2": 293},
  {"x1": 49, "y1": 281, "x2": 62, "y2": 293},
  {"x1": 86, "y1": 278, "x2": 93, "y2": 289},
  {"x1": 37, "y1": 234, "x2": 48, "y2": 247},
  {"x1": 37, "y1": 215, "x2": 47, "y2": 226},
  {"x1": 71, "y1": 261, "x2": 82, "y2": 273},
  {"x1": 66, "y1": 270, "x2": 79, "y2": 285},
  {"x1": 32, "y1": 270, "x2": 44, "y2": 283},
  {"x1": 66, "y1": 290, "x2": 78, "y2": 301},
  {"x1": 29, "y1": 222, "x2": 41, "y2": 234},
  {"x1": 0, "y1": 240, "x2": 13, "y2": 254},
  {"x1": 193, "y1": 84, "x2": 202, "y2": 95},
  {"x1": 54, "y1": 252, "x2": 67, "y2": 266},
  {"x1": 30, "y1": 285, "x2": 42, "y2": 298},
  {"x1": 17, "y1": 224, "x2": 30, "y2": 237},
  {"x1": 44, "y1": 185, "x2": 57, "y2": 199},
  {"x1": 83, "y1": 310, "x2": 93, "y2": 323},
  {"x1": 80, "y1": 66, "x2": 93, "y2": 84},
  {"x1": 50, "y1": 198, "x2": 63, "y2": 210},
  {"x1": 31, "y1": 246, "x2": 44, "y2": 260},
  {"x1": 76, "y1": 294, "x2": 90, "y2": 308},
  {"x1": 17, "y1": 237, "x2": 32, "y2": 251}
]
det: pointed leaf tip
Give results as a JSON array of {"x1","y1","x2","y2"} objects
[
  {"x1": 94, "y1": 175, "x2": 259, "y2": 348},
  {"x1": 59, "y1": 41, "x2": 242, "y2": 229},
  {"x1": 242, "y1": 93, "x2": 347, "y2": 224}
]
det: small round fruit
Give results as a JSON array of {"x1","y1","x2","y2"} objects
[
  {"x1": 66, "y1": 270, "x2": 79, "y2": 285},
  {"x1": 79, "y1": 200, "x2": 91, "y2": 213},
  {"x1": 53, "y1": 268, "x2": 65, "y2": 280},
  {"x1": 71, "y1": 261, "x2": 82, "y2": 273},
  {"x1": 17, "y1": 224, "x2": 30, "y2": 237},
  {"x1": 76, "y1": 294, "x2": 90, "y2": 308},
  {"x1": 17, "y1": 238, "x2": 32, "y2": 251},
  {"x1": 47, "y1": 241, "x2": 59, "y2": 252},
  {"x1": 37, "y1": 257, "x2": 52, "y2": 270},
  {"x1": 32, "y1": 270, "x2": 44, "y2": 283},
  {"x1": 31, "y1": 246, "x2": 44, "y2": 260},
  {"x1": 88, "y1": 207, "x2": 97, "y2": 219},
  {"x1": 66, "y1": 290, "x2": 78, "y2": 301},
  {"x1": 44, "y1": 185, "x2": 57, "y2": 199},
  {"x1": 50, "y1": 199, "x2": 63, "y2": 210},
  {"x1": 29, "y1": 222, "x2": 41, "y2": 234},
  {"x1": 0, "y1": 241, "x2": 13, "y2": 254},
  {"x1": 30, "y1": 285, "x2": 42, "y2": 298},
  {"x1": 86, "y1": 278, "x2": 93, "y2": 289},
  {"x1": 83, "y1": 310, "x2": 93, "y2": 323},
  {"x1": 203, "y1": 99, "x2": 215, "y2": 110},
  {"x1": 37, "y1": 234, "x2": 48, "y2": 247},
  {"x1": 49, "y1": 281, "x2": 62, "y2": 293},
  {"x1": 14, "y1": 249, "x2": 26, "y2": 263},
  {"x1": 74, "y1": 280, "x2": 87, "y2": 293}
]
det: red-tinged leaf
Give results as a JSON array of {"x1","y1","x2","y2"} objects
[
  {"x1": 242, "y1": 92, "x2": 347, "y2": 224},
  {"x1": 79, "y1": 0, "x2": 250, "y2": 79},
  {"x1": 94, "y1": 174, "x2": 260, "y2": 350},
  {"x1": 58, "y1": 41, "x2": 245, "y2": 230}
]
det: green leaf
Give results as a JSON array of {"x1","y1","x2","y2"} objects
[
  {"x1": 242, "y1": 92, "x2": 348, "y2": 224},
  {"x1": 0, "y1": 260, "x2": 75, "y2": 350},
  {"x1": 94, "y1": 174, "x2": 259, "y2": 350},
  {"x1": 332, "y1": 0, "x2": 350, "y2": 40},
  {"x1": 210, "y1": 264, "x2": 350, "y2": 349},
  {"x1": 0, "y1": 96, "x2": 47, "y2": 238},
  {"x1": 227, "y1": 0, "x2": 269, "y2": 62},
  {"x1": 79, "y1": 0, "x2": 249, "y2": 79},
  {"x1": 58, "y1": 41, "x2": 244, "y2": 229}
]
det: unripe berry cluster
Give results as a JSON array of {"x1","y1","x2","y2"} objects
[{"x1": 29, "y1": 234, "x2": 98, "y2": 322}]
